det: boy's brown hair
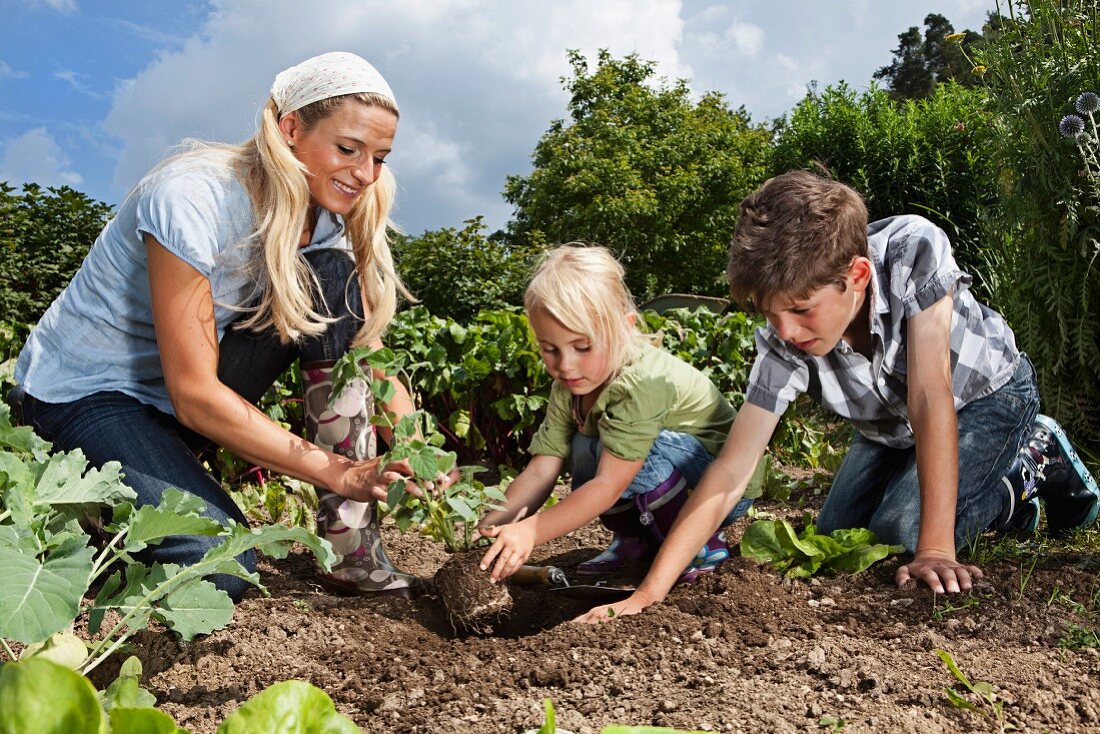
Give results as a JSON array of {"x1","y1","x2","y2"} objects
[{"x1": 728, "y1": 170, "x2": 869, "y2": 312}]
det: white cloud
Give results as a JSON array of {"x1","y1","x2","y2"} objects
[
  {"x1": 25, "y1": 0, "x2": 77, "y2": 11},
  {"x1": 0, "y1": 127, "x2": 83, "y2": 187},
  {"x1": 0, "y1": 60, "x2": 27, "y2": 79},
  {"x1": 724, "y1": 22, "x2": 764, "y2": 58},
  {"x1": 102, "y1": 0, "x2": 687, "y2": 233}
]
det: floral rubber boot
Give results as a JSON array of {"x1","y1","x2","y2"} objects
[{"x1": 302, "y1": 361, "x2": 420, "y2": 596}]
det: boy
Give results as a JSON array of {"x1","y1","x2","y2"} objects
[{"x1": 578, "y1": 171, "x2": 1099, "y2": 623}]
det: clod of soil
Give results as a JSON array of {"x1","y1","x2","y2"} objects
[{"x1": 433, "y1": 548, "x2": 513, "y2": 634}]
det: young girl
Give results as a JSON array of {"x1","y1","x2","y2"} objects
[
  {"x1": 479, "y1": 245, "x2": 760, "y2": 583},
  {"x1": 7, "y1": 52, "x2": 439, "y2": 600}
]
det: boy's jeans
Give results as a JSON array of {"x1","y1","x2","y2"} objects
[
  {"x1": 570, "y1": 429, "x2": 754, "y2": 525},
  {"x1": 817, "y1": 355, "x2": 1040, "y2": 552},
  {"x1": 8, "y1": 249, "x2": 363, "y2": 601}
]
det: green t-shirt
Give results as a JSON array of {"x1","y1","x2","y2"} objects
[{"x1": 529, "y1": 340, "x2": 739, "y2": 465}]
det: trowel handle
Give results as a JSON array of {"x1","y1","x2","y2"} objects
[{"x1": 510, "y1": 564, "x2": 567, "y2": 587}]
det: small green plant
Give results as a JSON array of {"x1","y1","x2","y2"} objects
[
  {"x1": 818, "y1": 715, "x2": 846, "y2": 732},
  {"x1": 0, "y1": 655, "x2": 360, "y2": 733},
  {"x1": 936, "y1": 649, "x2": 1015, "y2": 732},
  {"x1": 740, "y1": 515, "x2": 904, "y2": 578},
  {"x1": 329, "y1": 347, "x2": 507, "y2": 552},
  {"x1": 0, "y1": 404, "x2": 335, "y2": 675},
  {"x1": 931, "y1": 591, "x2": 984, "y2": 621},
  {"x1": 529, "y1": 699, "x2": 709, "y2": 734}
]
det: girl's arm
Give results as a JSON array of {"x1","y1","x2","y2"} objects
[
  {"x1": 576, "y1": 402, "x2": 780, "y2": 622},
  {"x1": 895, "y1": 293, "x2": 982, "y2": 594},
  {"x1": 478, "y1": 454, "x2": 564, "y2": 529},
  {"x1": 480, "y1": 451, "x2": 643, "y2": 582},
  {"x1": 146, "y1": 236, "x2": 408, "y2": 502}
]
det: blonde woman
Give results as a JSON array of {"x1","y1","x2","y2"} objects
[
  {"x1": 9, "y1": 52, "x2": 433, "y2": 600},
  {"x1": 477, "y1": 245, "x2": 761, "y2": 583}
]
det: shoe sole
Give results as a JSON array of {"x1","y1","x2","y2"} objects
[{"x1": 1034, "y1": 414, "x2": 1100, "y2": 530}]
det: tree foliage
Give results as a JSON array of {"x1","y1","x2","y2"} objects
[
  {"x1": 0, "y1": 182, "x2": 112, "y2": 327},
  {"x1": 771, "y1": 81, "x2": 998, "y2": 293},
  {"x1": 874, "y1": 13, "x2": 984, "y2": 100},
  {"x1": 502, "y1": 50, "x2": 771, "y2": 300},
  {"x1": 392, "y1": 217, "x2": 545, "y2": 322}
]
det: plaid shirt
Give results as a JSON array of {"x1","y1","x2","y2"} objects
[{"x1": 744, "y1": 215, "x2": 1020, "y2": 449}]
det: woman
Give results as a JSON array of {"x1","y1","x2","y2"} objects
[{"x1": 8, "y1": 52, "x2": 431, "y2": 600}]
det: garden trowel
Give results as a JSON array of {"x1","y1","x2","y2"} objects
[{"x1": 509, "y1": 564, "x2": 636, "y2": 601}]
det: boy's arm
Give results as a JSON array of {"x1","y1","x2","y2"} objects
[
  {"x1": 481, "y1": 452, "x2": 644, "y2": 581},
  {"x1": 478, "y1": 454, "x2": 564, "y2": 529},
  {"x1": 575, "y1": 403, "x2": 780, "y2": 623},
  {"x1": 896, "y1": 294, "x2": 983, "y2": 594}
]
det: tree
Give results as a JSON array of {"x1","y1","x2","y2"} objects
[
  {"x1": 392, "y1": 217, "x2": 545, "y2": 322},
  {"x1": 502, "y1": 50, "x2": 771, "y2": 300},
  {"x1": 874, "y1": 13, "x2": 983, "y2": 100},
  {"x1": 0, "y1": 182, "x2": 112, "y2": 327}
]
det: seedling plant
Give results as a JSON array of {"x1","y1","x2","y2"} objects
[{"x1": 935, "y1": 649, "x2": 1016, "y2": 732}]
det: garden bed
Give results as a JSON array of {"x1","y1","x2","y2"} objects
[{"x1": 93, "y1": 499, "x2": 1100, "y2": 733}]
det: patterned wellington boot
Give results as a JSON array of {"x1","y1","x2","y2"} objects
[
  {"x1": 577, "y1": 498, "x2": 655, "y2": 575},
  {"x1": 302, "y1": 361, "x2": 420, "y2": 596},
  {"x1": 634, "y1": 470, "x2": 732, "y2": 584}
]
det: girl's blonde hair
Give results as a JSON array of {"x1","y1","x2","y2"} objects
[
  {"x1": 224, "y1": 92, "x2": 409, "y2": 346},
  {"x1": 524, "y1": 245, "x2": 645, "y2": 377}
]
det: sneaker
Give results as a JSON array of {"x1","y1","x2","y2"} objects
[
  {"x1": 678, "y1": 529, "x2": 731, "y2": 585},
  {"x1": 577, "y1": 534, "x2": 654, "y2": 575},
  {"x1": 1030, "y1": 415, "x2": 1100, "y2": 536},
  {"x1": 998, "y1": 450, "x2": 1042, "y2": 535}
]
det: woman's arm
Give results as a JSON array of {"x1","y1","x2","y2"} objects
[
  {"x1": 146, "y1": 236, "x2": 405, "y2": 501},
  {"x1": 481, "y1": 451, "x2": 643, "y2": 581},
  {"x1": 575, "y1": 402, "x2": 780, "y2": 622}
]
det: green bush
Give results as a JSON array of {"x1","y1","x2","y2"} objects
[
  {"x1": 0, "y1": 183, "x2": 112, "y2": 327},
  {"x1": 502, "y1": 50, "x2": 771, "y2": 300},
  {"x1": 974, "y1": 1, "x2": 1100, "y2": 455},
  {"x1": 392, "y1": 217, "x2": 546, "y2": 322},
  {"x1": 772, "y1": 82, "x2": 998, "y2": 294}
]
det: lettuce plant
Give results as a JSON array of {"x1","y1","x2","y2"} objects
[
  {"x1": 0, "y1": 404, "x2": 335, "y2": 674},
  {"x1": 740, "y1": 515, "x2": 904, "y2": 578},
  {"x1": 329, "y1": 347, "x2": 506, "y2": 552}
]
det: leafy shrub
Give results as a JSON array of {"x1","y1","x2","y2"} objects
[
  {"x1": 772, "y1": 81, "x2": 998, "y2": 294},
  {"x1": 392, "y1": 217, "x2": 546, "y2": 322},
  {"x1": 973, "y1": 0, "x2": 1100, "y2": 454},
  {"x1": 502, "y1": 50, "x2": 771, "y2": 300},
  {"x1": 0, "y1": 183, "x2": 112, "y2": 327},
  {"x1": 740, "y1": 516, "x2": 904, "y2": 577}
]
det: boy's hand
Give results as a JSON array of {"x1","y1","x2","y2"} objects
[
  {"x1": 479, "y1": 521, "x2": 537, "y2": 582},
  {"x1": 895, "y1": 549, "x2": 983, "y2": 594},
  {"x1": 573, "y1": 592, "x2": 656, "y2": 624}
]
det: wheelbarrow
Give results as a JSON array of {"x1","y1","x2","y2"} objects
[{"x1": 509, "y1": 564, "x2": 636, "y2": 602}]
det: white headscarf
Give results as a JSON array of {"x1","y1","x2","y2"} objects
[{"x1": 270, "y1": 51, "x2": 397, "y2": 116}]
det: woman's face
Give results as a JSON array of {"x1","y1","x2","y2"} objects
[{"x1": 280, "y1": 100, "x2": 397, "y2": 216}]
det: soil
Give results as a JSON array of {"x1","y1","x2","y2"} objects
[
  {"x1": 433, "y1": 548, "x2": 513, "y2": 634},
  {"x1": 85, "y1": 488, "x2": 1100, "y2": 734}
]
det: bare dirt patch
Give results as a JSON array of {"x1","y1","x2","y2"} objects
[{"x1": 88, "y1": 499, "x2": 1100, "y2": 734}]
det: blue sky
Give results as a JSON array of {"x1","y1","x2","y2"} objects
[{"x1": 1, "y1": 0, "x2": 994, "y2": 236}]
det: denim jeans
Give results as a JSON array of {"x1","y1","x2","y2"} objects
[
  {"x1": 9, "y1": 249, "x2": 364, "y2": 601},
  {"x1": 571, "y1": 429, "x2": 754, "y2": 526},
  {"x1": 817, "y1": 355, "x2": 1040, "y2": 552}
]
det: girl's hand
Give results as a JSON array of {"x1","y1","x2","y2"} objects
[
  {"x1": 573, "y1": 592, "x2": 656, "y2": 624},
  {"x1": 479, "y1": 521, "x2": 536, "y2": 582},
  {"x1": 338, "y1": 458, "x2": 419, "y2": 503}
]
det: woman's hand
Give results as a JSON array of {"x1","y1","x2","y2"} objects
[
  {"x1": 573, "y1": 592, "x2": 657, "y2": 624},
  {"x1": 337, "y1": 458, "x2": 419, "y2": 503},
  {"x1": 479, "y1": 521, "x2": 537, "y2": 582}
]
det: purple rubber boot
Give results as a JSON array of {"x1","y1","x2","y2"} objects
[
  {"x1": 634, "y1": 470, "x2": 731, "y2": 584},
  {"x1": 578, "y1": 497, "x2": 654, "y2": 575}
]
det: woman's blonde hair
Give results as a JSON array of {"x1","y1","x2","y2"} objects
[
  {"x1": 227, "y1": 92, "x2": 408, "y2": 346},
  {"x1": 524, "y1": 245, "x2": 645, "y2": 377}
]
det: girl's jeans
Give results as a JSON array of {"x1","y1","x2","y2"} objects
[
  {"x1": 817, "y1": 355, "x2": 1040, "y2": 552},
  {"x1": 570, "y1": 429, "x2": 754, "y2": 528},
  {"x1": 8, "y1": 249, "x2": 364, "y2": 601}
]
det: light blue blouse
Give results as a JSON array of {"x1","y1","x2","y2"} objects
[{"x1": 15, "y1": 150, "x2": 349, "y2": 415}]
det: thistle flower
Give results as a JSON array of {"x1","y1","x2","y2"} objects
[
  {"x1": 1060, "y1": 114, "x2": 1086, "y2": 138},
  {"x1": 944, "y1": 31, "x2": 967, "y2": 43},
  {"x1": 1076, "y1": 92, "x2": 1100, "y2": 114}
]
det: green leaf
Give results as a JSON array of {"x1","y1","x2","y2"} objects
[
  {"x1": 216, "y1": 680, "x2": 361, "y2": 734},
  {"x1": 101, "y1": 656, "x2": 158, "y2": 711},
  {"x1": 154, "y1": 579, "x2": 234, "y2": 641},
  {"x1": 739, "y1": 520, "x2": 787, "y2": 565},
  {"x1": 935, "y1": 650, "x2": 974, "y2": 690},
  {"x1": 537, "y1": 697, "x2": 555, "y2": 734},
  {"x1": 829, "y1": 543, "x2": 904, "y2": 574},
  {"x1": 0, "y1": 403, "x2": 52, "y2": 461},
  {"x1": 446, "y1": 497, "x2": 478, "y2": 523},
  {"x1": 109, "y1": 707, "x2": 188, "y2": 734},
  {"x1": 944, "y1": 687, "x2": 982, "y2": 715},
  {"x1": 448, "y1": 409, "x2": 472, "y2": 440},
  {"x1": 0, "y1": 538, "x2": 94, "y2": 644},
  {"x1": 33, "y1": 452, "x2": 135, "y2": 508},
  {"x1": 122, "y1": 492, "x2": 223, "y2": 553},
  {"x1": 409, "y1": 449, "x2": 439, "y2": 482},
  {"x1": 18, "y1": 630, "x2": 88, "y2": 669},
  {"x1": 0, "y1": 658, "x2": 106, "y2": 734}
]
